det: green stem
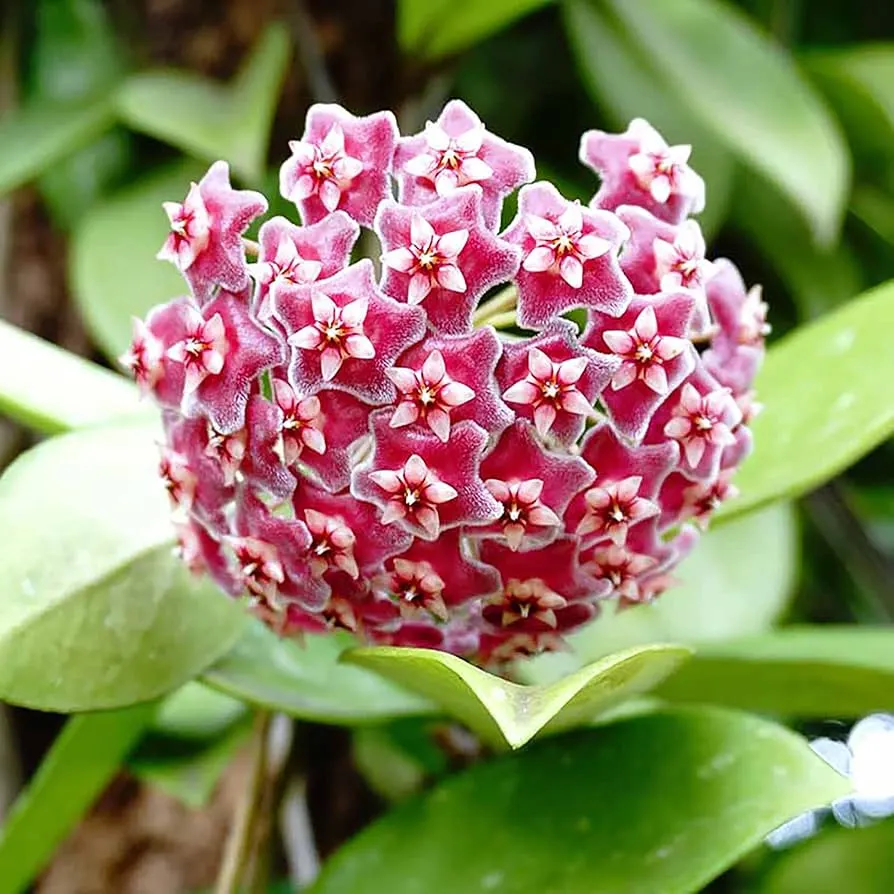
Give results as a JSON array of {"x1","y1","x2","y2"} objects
[
  {"x1": 482, "y1": 310, "x2": 519, "y2": 330},
  {"x1": 214, "y1": 710, "x2": 272, "y2": 894},
  {"x1": 472, "y1": 286, "x2": 517, "y2": 326}
]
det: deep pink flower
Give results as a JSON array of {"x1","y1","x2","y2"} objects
[
  {"x1": 502, "y1": 182, "x2": 632, "y2": 327},
  {"x1": 652, "y1": 368, "x2": 742, "y2": 479},
  {"x1": 280, "y1": 104, "x2": 398, "y2": 226},
  {"x1": 133, "y1": 102, "x2": 765, "y2": 665},
  {"x1": 119, "y1": 318, "x2": 164, "y2": 395},
  {"x1": 580, "y1": 119, "x2": 705, "y2": 224},
  {"x1": 391, "y1": 327, "x2": 513, "y2": 440},
  {"x1": 354, "y1": 414, "x2": 501, "y2": 541},
  {"x1": 157, "y1": 161, "x2": 267, "y2": 304},
  {"x1": 497, "y1": 320, "x2": 619, "y2": 444},
  {"x1": 276, "y1": 260, "x2": 426, "y2": 404},
  {"x1": 376, "y1": 186, "x2": 520, "y2": 333},
  {"x1": 585, "y1": 293, "x2": 698, "y2": 442},
  {"x1": 249, "y1": 212, "x2": 359, "y2": 319},
  {"x1": 478, "y1": 420, "x2": 594, "y2": 550},
  {"x1": 173, "y1": 289, "x2": 285, "y2": 434},
  {"x1": 394, "y1": 99, "x2": 535, "y2": 229}
]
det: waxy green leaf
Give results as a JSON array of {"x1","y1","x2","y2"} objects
[
  {"x1": 399, "y1": 0, "x2": 553, "y2": 60},
  {"x1": 0, "y1": 423, "x2": 246, "y2": 712},
  {"x1": 309, "y1": 708, "x2": 849, "y2": 894},
  {"x1": 115, "y1": 24, "x2": 290, "y2": 182},
  {"x1": 719, "y1": 280, "x2": 894, "y2": 519},
  {"x1": 0, "y1": 319, "x2": 143, "y2": 434},
  {"x1": 759, "y1": 820, "x2": 894, "y2": 894},
  {"x1": 0, "y1": 95, "x2": 114, "y2": 198},
  {"x1": 70, "y1": 158, "x2": 207, "y2": 359},
  {"x1": 0, "y1": 703, "x2": 156, "y2": 894},
  {"x1": 564, "y1": 0, "x2": 734, "y2": 239},
  {"x1": 345, "y1": 643, "x2": 691, "y2": 749},
  {"x1": 523, "y1": 503, "x2": 797, "y2": 684},
  {"x1": 605, "y1": 0, "x2": 849, "y2": 244},
  {"x1": 202, "y1": 620, "x2": 432, "y2": 725},
  {"x1": 657, "y1": 626, "x2": 894, "y2": 717}
]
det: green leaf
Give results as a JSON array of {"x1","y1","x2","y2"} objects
[
  {"x1": 805, "y1": 45, "x2": 894, "y2": 171},
  {"x1": 563, "y1": 0, "x2": 735, "y2": 240},
  {"x1": 732, "y1": 176, "x2": 861, "y2": 320},
  {"x1": 0, "y1": 95, "x2": 115, "y2": 197},
  {"x1": 604, "y1": 0, "x2": 850, "y2": 244},
  {"x1": 129, "y1": 716, "x2": 251, "y2": 809},
  {"x1": 152, "y1": 682, "x2": 247, "y2": 740},
  {"x1": 70, "y1": 158, "x2": 207, "y2": 359},
  {"x1": 718, "y1": 280, "x2": 894, "y2": 519},
  {"x1": 0, "y1": 703, "x2": 156, "y2": 894},
  {"x1": 759, "y1": 821, "x2": 894, "y2": 894},
  {"x1": 25, "y1": 0, "x2": 134, "y2": 228},
  {"x1": 0, "y1": 318, "x2": 145, "y2": 434},
  {"x1": 308, "y1": 708, "x2": 849, "y2": 894},
  {"x1": 851, "y1": 184, "x2": 894, "y2": 248},
  {"x1": 657, "y1": 626, "x2": 894, "y2": 717},
  {"x1": 114, "y1": 23, "x2": 290, "y2": 182},
  {"x1": 202, "y1": 620, "x2": 432, "y2": 725},
  {"x1": 345, "y1": 643, "x2": 691, "y2": 749},
  {"x1": 0, "y1": 422, "x2": 246, "y2": 711},
  {"x1": 399, "y1": 0, "x2": 553, "y2": 60},
  {"x1": 522, "y1": 503, "x2": 797, "y2": 684}
]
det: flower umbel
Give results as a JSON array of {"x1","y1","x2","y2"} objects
[{"x1": 128, "y1": 102, "x2": 766, "y2": 665}]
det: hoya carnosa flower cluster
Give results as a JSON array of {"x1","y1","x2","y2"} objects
[{"x1": 123, "y1": 101, "x2": 768, "y2": 666}]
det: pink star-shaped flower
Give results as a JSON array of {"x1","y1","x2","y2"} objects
[
  {"x1": 293, "y1": 480, "x2": 412, "y2": 576},
  {"x1": 585, "y1": 293, "x2": 697, "y2": 442},
  {"x1": 394, "y1": 99, "x2": 535, "y2": 229},
  {"x1": 354, "y1": 413, "x2": 501, "y2": 540},
  {"x1": 170, "y1": 289, "x2": 285, "y2": 434},
  {"x1": 204, "y1": 423, "x2": 247, "y2": 487},
  {"x1": 119, "y1": 317, "x2": 164, "y2": 396},
  {"x1": 233, "y1": 488, "x2": 329, "y2": 611},
  {"x1": 660, "y1": 469, "x2": 739, "y2": 530},
  {"x1": 580, "y1": 543, "x2": 658, "y2": 605},
  {"x1": 484, "y1": 536, "x2": 604, "y2": 602},
  {"x1": 289, "y1": 290, "x2": 375, "y2": 382},
  {"x1": 616, "y1": 207, "x2": 713, "y2": 335},
  {"x1": 157, "y1": 161, "x2": 267, "y2": 304},
  {"x1": 656, "y1": 375, "x2": 741, "y2": 479},
  {"x1": 279, "y1": 104, "x2": 398, "y2": 226},
  {"x1": 477, "y1": 420, "x2": 595, "y2": 550},
  {"x1": 376, "y1": 529, "x2": 501, "y2": 622},
  {"x1": 244, "y1": 385, "x2": 371, "y2": 497},
  {"x1": 497, "y1": 320, "x2": 619, "y2": 444},
  {"x1": 580, "y1": 118, "x2": 705, "y2": 224},
  {"x1": 166, "y1": 307, "x2": 228, "y2": 396},
  {"x1": 275, "y1": 260, "x2": 426, "y2": 405},
  {"x1": 161, "y1": 415, "x2": 235, "y2": 531},
  {"x1": 390, "y1": 327, "x2": 513, "y2": 440},
  {"x1": 249, "y1": 212, "x2": 360, "y2": 319},
  {"x1": 502, "y1": 182, "x2": 632, "y2": 328},
  {"x1": 376, "y1": 186, "x2": 520, "y2": 333},
  {"x1": 564, "y1": 421, "x2": 678, "y2": 545},
  {"x1": 386, "y1": 348, "x2": 474, "y2": 443}
]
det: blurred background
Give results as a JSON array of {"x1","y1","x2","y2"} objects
[{"x1": 1, "y1": 0, "x2": 894, "y2": 890}]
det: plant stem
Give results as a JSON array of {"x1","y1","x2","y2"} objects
[
  {"x1": 214, "y1": 710, "x2": 272, "y2": 894},
  {"x1": 481, "y1": 310, "x2": 519, "y2": 331},
  {"x1": 472, "y1": 286, "x2": 517, "y2": 325}
]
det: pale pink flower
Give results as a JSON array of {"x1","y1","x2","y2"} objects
[
  {"x1": 166, "y1": 308, "x2": 228, "y2": 394},
  {"x1": 381, "y1": 214, "x2": 469, "y2": 305},
  {"x1": 303, "y1": 508, "x2": 359, "y2": 579},
  {"x1": 288, "y1": 291, "x2": 375, "y2": 382},
  {"x1": 577, "y1": 476, "x2": 659, "y2": 545},
  {"x1": 484, "y1": 479, "x2": 560, "y2": 551},
  {"x1": 502, "y1": 348, "x2": 594, "y2": 437},
  {"x1": 602, "y1": 306, "x2": 687, "y2": 394},
  {"x1": 369, "y1": 454, "x2": 459, "y2": 539},
  {"x1": 653, "y1": 220, "x2": 714, "y2": 291},
  {"x1": 386, "y1": 349, "x2": 475, "y2": 442}
]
